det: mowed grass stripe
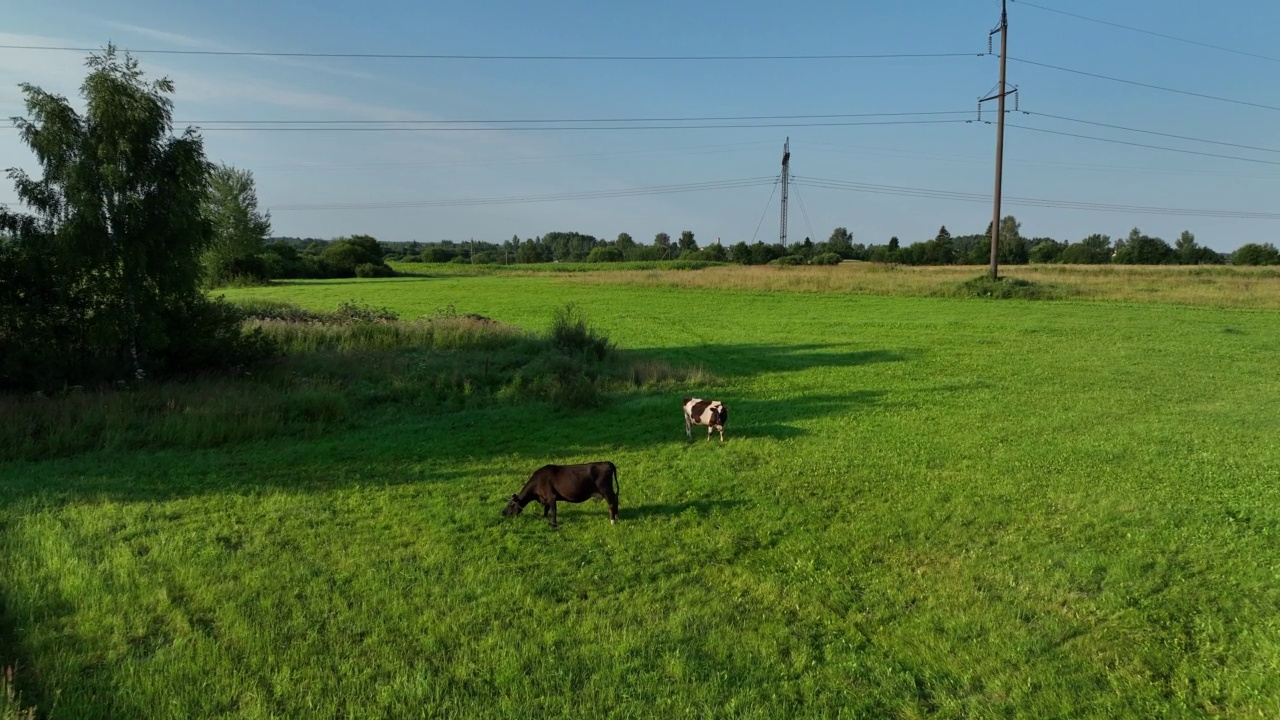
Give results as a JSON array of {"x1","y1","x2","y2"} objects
[{"x1": 3, "y1": 277, "x2": 1280, "y2": 717}]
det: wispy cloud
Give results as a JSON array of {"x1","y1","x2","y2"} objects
[
  {"x1": 0, "y1": 33, "x2": 94, "y2": 112},
  {"x1": 0, "y1": 30, "x2": 421, "y2": 123},
  {"x1": 0, "y1": 27, "x2": 547, "y2": 195},
  {"x1": 96, "y1": 19, "x2": 378, "y2": 83},
  {"x1": 98, "y1": 20, "x2": 215, "y2": 50}
]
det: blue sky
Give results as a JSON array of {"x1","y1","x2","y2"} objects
[{"x1": 2, "y1": 0, "x2": 1279, "y2": 251}]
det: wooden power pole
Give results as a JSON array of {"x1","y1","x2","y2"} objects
[{"x1": 980, "y1": 0, "x2": 1013, "y2": 281}]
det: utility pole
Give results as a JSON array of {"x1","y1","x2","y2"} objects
[
  {"x1": 779, "y1": 137, "x2": 790, "y2": 248},
  {"x1": 979, "y1": 0, "x2": 1013, "y2": 281}
]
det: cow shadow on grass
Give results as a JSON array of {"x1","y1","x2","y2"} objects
[{"x1": 621, "y1": 499, "x2": 748, "y2": 520}]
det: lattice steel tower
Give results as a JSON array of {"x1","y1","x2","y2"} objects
[{"x1": 779, "y1": 137, "x2": 790, "y2": 247}]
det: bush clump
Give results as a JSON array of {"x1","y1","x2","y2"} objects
[
  {"x1": 549, "y1": 303, "x2": 614, "y2": 360},
  {"x1": 946, "y1": 275, "x2": 1061, "y2": 300},
  {"x1": 811, "y1": 253, "x2": 843, "y2": 266},
  {"x1": 770, "y1": 255, "x2": 806, "y2": 266}
]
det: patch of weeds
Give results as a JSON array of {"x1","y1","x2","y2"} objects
[
  {"x1": 550, "y1": 303, "x2": 614, "y2": 361},
  {"x1": 943, "y1": 275, "x2": 1065, "y2": 300},
  {"x1": 770, "y1": 255, "x2": 806, "y2": 266}
]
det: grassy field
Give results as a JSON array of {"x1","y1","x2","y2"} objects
[
  {"x1": 389, "y1": 260, "x2": 1280, "y2": 309},
  {"x1": 4, "y1": 267, "x2": 1280, "y2": 718}
]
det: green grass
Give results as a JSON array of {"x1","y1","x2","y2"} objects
[
  {"x1": 388, "y1": 259, "x2": 725, "y2": 275},
  {"x1": 4, "y1": 274, "x2": 1280, "y2": 718}
]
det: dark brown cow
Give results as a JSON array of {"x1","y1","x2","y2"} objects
[
  {"x1": 683, "y1": 397, "x2": 728, "y2": 442},
  {"x1": 502, "y1": 461, "x2": 619, "y2": 527}
]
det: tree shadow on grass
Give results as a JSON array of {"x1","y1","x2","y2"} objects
[
  {"x1": 0, "y1": 390, "x2": 885, "y2": 506},
  {"x1": 0, "y1": 341, "x2": 906, "y2": 505},
  {"x1": 267, "y1": 276, "x2": 438, "y2": 288},
  {"x1": 636, "y1": 343, "x2": 914, "y2": 380}
]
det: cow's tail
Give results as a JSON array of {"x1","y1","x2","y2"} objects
[{"x1": 612, "y1": 464, "x2": 621, "y2": 497}]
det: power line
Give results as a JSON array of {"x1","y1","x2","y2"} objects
[
  {"x1": 750, "y1": 178, "x2": 780, "y2": 244},
  {"x1": 794, "y1": 175, "x2": 1280, "y2": 219},
  {"x1": 1004, "y1": 123, "x2": 1280, "y2": 167},
  {"x1": 1021, "y1": 111, "x2": 1280, "y2": 155},
  {"x1": 0, "y1": 44, "x2": 983, "y2": 61},
  {"x1": 269, "y1": 176, "x2": 778, "y2": 210},
  {"x1": 1010, "y1": 0, "x2": 1280, "y2": 65},
  {"x1": 791, "y1": 178, "x2": 817, "y2": 241},
  {"x1": 1009, "y1": 56, "x2": 1280, "y2": 113},
  {"x1": 257, "y1": 141, "x2": 776, "y2": 171},
  {"x1": 121, "y1": 119, "x2": 977, "y2": 133},
  {"x1": 174, "y1": 110, "x2": 973, "y2": 125},
  {"x1": 793, "y1": 138, "x2": 1280, "y2": 179}
]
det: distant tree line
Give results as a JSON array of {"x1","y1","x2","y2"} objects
[
  {"x1": 839, "y1": 217, "x2": 1233, "y2": 267},
  {"x1": 364, "y1": 218, "x2": 1276, "y2": 268}
]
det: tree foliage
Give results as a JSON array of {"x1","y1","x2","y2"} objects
[
  {"x1": 0, "y1": 46, "x2": 270, "y2": 390},
  {"x1": 203, "y1": 163, "x2": 272, "y2": 286},
  {"x1": 1059, "y1": 234, "x2": 1113, "y2": 264},
  {"x1": 1113, "y1": 227, "x2": 1174, "y2": 265},
  {"x1": 1232, "y1": 243, "x2": 1280, "y2": 266},
  {"x1": 678, "y1": 230, "x2": 698, "y2": 254}
]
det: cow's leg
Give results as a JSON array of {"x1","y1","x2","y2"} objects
[
  {"x1": 684, "y1": 415, "x2": 692, "y2": 440},
  {"x1": 547, "y1": 499, "x2": 557, "y2": 527},
  {"x1": 718, "y1": 425, "x2": 725, "y2": 442},
  {"x1": 707, "y1": 425, "x2": 713, "y2": 441},
  {"x1": 603, "y1": 484, "x2": 620, "y2": 525}
]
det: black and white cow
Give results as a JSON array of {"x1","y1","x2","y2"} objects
[
  {"x1": 502, "y1": 461, "x2": 620, "y2": 527},
  {"x1": 683, "y1": 397, "x2": 728, "y2": 442}
]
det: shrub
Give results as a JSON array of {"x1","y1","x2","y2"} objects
[
  {"x1": 355, "y1": 262, "x2": 395, "y2": 278},
  {"x1": 770, "y1": 255, "x2": 806, "y2": 266},
  {"x1": 149, "y1": 297, "x2": 278, "y2": 377},
  {"x1": 550, "y1": 304, "x2": 614, "y2": 360},
  {"x1": 0, "y1": 241, "x2": 278, "y2": 390},
  {"x1": 233, "y1": 298, "x2": 329, "y2": 323},
  {"x1": 586, "y1": 246, "x2": 625, "y2": 263},
  {"x1": 945, "y1": 275, "x2": 1061, "y2": 300},
  {"x1": 811, "y1": 253, "x2": 842, "y2": 266},
  {"x1": 332, "y1": 301, "x2": 400, "y2": 323}
]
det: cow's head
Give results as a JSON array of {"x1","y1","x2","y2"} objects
[{"x1": 502, "y1": 494, "x2": 524, "y2": 516}]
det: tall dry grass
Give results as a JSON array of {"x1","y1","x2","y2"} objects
[
  {"x1": 560, "y1": 262, "x2": 1280, "y2": 308},
  {"x1": 1, "y1": 666, "x2": 34, "y2": 720}
]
